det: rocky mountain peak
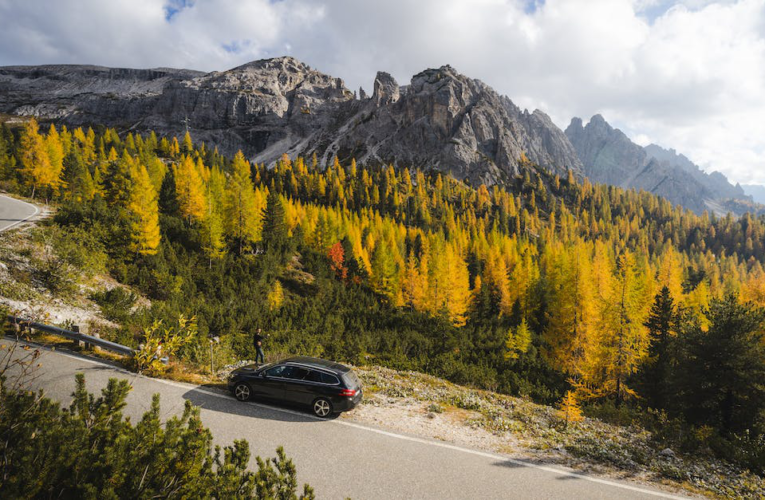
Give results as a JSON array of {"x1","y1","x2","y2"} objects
[
  {"x1": 372, "y1": 71, "x2": 400, "y2": 106},
  {"x1": 230, "y1": 56, "x2": 309, "y2": 73},
  {"x1": 1, "y1": 56, "x2": 583, "y2": 187}
]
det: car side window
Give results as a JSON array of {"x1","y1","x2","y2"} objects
[
  {"x1": 320, "y1": 372, "x2": 339, "y2": 385},
  {"x1": 265, "y1": 365, "x2": 287, "y2": 378},
  {"x1": 304, "y1": 370, "x2": 323, "y2": 383},
  {"x1": 282, "y1": 366, "x2": 309, "y2": 380}
]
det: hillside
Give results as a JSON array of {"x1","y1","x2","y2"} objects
[{"x1": 1, "y1": 119, "x2": 765, "y2": 484}]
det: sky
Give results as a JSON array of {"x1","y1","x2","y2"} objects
[{"x1": 1, "y1": 0, "x2": 764, "y2": 185}]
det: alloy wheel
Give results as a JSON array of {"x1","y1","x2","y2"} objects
[
  {"x1": 234, "y1": 383, "x2": 251, "y2": 401},
  {"x1": 313, "y1": 399, "x2": 332, "y2": 417}
]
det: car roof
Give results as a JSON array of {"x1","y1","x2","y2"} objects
[{"x1": 281, "y1": 356, "x2": 351, "y2": 374}]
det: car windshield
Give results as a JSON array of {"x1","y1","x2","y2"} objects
[{"x1": 342, "y1": 371, "x2": 361, "y2": 389}]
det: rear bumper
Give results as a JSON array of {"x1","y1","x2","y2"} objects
[{"x1": 333, "y1": 391, "x2": 362, "y2": 412}]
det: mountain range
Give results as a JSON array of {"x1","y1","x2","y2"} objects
[{"x1": 0, "y1": 56, "x2": 757, "y2": 215}]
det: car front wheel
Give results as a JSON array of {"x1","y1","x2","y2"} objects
[
  {"x1": 234, "y1": 382, "x2": 251, "y2": 402},
  {"x1": 313, "y1": 398, "x2": 333, "y2": 418}
]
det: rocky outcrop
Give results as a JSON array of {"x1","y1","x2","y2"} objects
[
  {"x1": 0, "y1": 57, "x2": 582, "y2": 186},
  {"x1": 565, "y1": 115, "x2": 648, "y2": 188},
  {"x1": 310, "y1": 65, "x2": 583, "y2": 185},
  {"x1": 566, "y1": 115, "x2": 753, "y2": 215}
]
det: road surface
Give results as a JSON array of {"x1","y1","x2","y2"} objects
[
  {"x1": 0, "y1": 193, "x2": 38, "y2": 232},
  {"x1": 1, "y1": 340, "x2": 691, "y2": 500}
]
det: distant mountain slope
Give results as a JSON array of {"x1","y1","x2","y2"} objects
[
  {"x1": 743, "y1": 184, "x2": 765, "y2": 205},
  {"x1": 643, "y1": 144, "x2": 746, "y2": 201},
  {"x1": 566, "y1": 115, "x2": 753, "y2": 215},
  {"x1": 0, "y1": 57, "x2": 582, "y2": 185}
]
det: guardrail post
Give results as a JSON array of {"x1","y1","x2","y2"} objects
[{"x1": 72, "y1": 325, "x2": 82, "y2": 349}]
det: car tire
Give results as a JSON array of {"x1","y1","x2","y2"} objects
[
  {"x1": 234, "y1": 382, "x2": 251, "y2": 402},
  {"x1": 312, "y1": 398, "x2": 333, "y2": 418}
]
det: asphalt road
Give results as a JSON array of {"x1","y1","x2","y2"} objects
[
  {"x1": 1, "y1": 340, "x2": 692, "y2": 500},
  {"x1": 0, "y1": 193, "x2": 39, "y2": 232}
]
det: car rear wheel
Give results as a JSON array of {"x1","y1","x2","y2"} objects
[
  {"x1": 234, "y1": 382, "x2": 251, "y2": 402},
  {"x1": 312, "y1": 398, "x2": 333, "y2": 418}
]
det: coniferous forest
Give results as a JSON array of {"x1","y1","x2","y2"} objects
[{"x1": 1, "y1": 119, "x2": 764, "y2": 473}]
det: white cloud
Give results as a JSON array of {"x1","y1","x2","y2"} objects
[{"x1": 1, "y1": 0, "x2": 764, "y2": 184}]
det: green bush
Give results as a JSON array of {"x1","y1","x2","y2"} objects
[
  {"x1": 0, "y1": 373, "x2": 315, "y2": 499},
  {"x1": 32, "y1": 253, "x2": 77, "y2": 296},
  {"x1": 91, "y1": 287, "x2": 137, "y2": 323}
]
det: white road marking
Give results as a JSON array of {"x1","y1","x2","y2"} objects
[
  {"x1": 0, "y1": 194, "x2": 40, "y2": 232},
  {"x1": 15, "y1": 341, "x2": 689, "y2": 499}
]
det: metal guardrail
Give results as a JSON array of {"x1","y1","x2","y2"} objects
[{"x1": 6, "y1": 316, "x2": 135, "y2": 357}]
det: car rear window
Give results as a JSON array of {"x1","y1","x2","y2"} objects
[
  {"x1": 342, "y1": 371, "x2": 360, "y2": 389},
  {"x1": 305, "y1": 370, "x2": 339, "y2": 385}
]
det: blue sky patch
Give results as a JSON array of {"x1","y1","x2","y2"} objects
[
  {"x1": 523, "y1": 0, "x2": 545, "y2": 15},
  {"x1": 222, "y1": 40, "x2": 253, "y2": 55},
  {"x1": 165, "y1": 0, "x2": 194, "y2": 22}
]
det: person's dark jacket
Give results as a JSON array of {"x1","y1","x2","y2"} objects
[{"x1": 253, "y1": 333, "x2": 267, "y2": 347}]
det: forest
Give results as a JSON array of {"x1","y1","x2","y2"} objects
[{"x1": 0, "y1": 119, "x2": 764, "y2": 474}]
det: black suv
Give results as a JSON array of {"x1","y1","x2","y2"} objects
[{"x1": 227, "y1": 356, "x2": 362, "y2": 418}]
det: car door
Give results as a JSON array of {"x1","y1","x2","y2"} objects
[
  {"x1": 281, "y1": 366, "x2": 312, "y2": 404},
  {"x1": 251, "y1": 364, "x2": 288, "y2": 400}
]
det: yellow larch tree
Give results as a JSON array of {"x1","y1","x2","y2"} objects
[
  {"x1": 127, "y1": 163, "x2": 161, "y2": 255},
  {"x1": 505, "y1": 318, "x2": 531, "y2": 360},
  {"x1": 595, "y1": 252, "x2": 651, "y2": 406},
  {"x1": 19, "y1": 118, "x2": 54, "y2": 199},
  {"x1": 201, "y1": 166, "x2": 227, "y2": 261},
  {"x1": 45, "y1": 124, "x2": 66, "y2": 196},
  {"x1": 225, "y1": 151, "x2": 261, "y2": 253},
  {"x1": 174, "y1": 155, "x2": 207, "y2": 224},
  {"x1": 443, "y1": 244, "x2": 471, "y2": 327}
]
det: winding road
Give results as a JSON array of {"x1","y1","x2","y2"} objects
[
  {"x1": 1, "y1": 340, "x2": 692, "y2": 500},
  {"x1": 0, "y1": 193, "x2": 39, "y2": 233}
]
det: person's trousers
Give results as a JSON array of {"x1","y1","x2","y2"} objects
[{"x1": 255, "y1": 347, "x2": 265, "y2": 363}]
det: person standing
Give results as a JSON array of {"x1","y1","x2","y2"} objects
[{"x1": 253, "y1": 328, "x2": 268, "y2": 364}]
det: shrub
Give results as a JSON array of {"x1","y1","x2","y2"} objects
[
  {"x1": 0, "y1": 373, "x2": 314, "y2": 499},
  {"x1": 91, "y1": 287, "x2": 137, "y2": 323}
]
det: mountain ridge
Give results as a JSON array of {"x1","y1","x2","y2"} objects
[
  {"x1": 565, "y1": 114, "x2": 754, "y2": 215},
  {"x1": 0, "y1": 56, "x2": 582, "y2": 186},
  {"x1": 1, "y1": 56, "x2": 758, "y2": 215}
]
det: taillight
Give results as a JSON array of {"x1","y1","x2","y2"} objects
[{"x1": 339, "y1": 388, "x2": 357, "y2": 397}]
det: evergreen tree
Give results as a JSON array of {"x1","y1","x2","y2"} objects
[
  {"x1": 674, "y1": 295, "x2": 765, "y2": 435},
  {"x1": 634, "y1": 286, "x2": 676, "y2": 411},
  {"x1": 262, "y1": 190, "x2": 288, "y2": 252}
]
